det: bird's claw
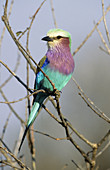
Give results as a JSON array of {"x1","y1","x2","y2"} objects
[{"x1": 54, "y1": 89, "x2": 60, "y2": 100}]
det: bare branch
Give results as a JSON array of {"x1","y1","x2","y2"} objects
[
  {"x1": 73, "y1": 5, "x2": 110, "y2": 56},
  {"x1": 97, "y1": 130, "x2": 110, "y2": 148},
  {"x1": 0, "y1": 146, "x2": 30, "y2": 169},
  {"x1": 1, "y1": 112, "x2": 12, "y2": 140},
  {"x1": 96, "y1": 138, "x2": 110, "y2": 158},
  {"x1": 0, "y1": 90, "x2": 45, "y2": 104},
  {"x1": 0, "y1": 0, "x2": 14, "y2": 49},
  {"x1": 72, "y1": 77, "x2": 110, "y2": 123},
  {"x1": 0, "y1": 54, "x2": 21, "y2": 88},
  {"x1": 32, "y1": 129, "x2": 69, "y2": 141},
  {"x1": 95, "y1": 23, "x2": 110, "y2": 54},
  {"x1": 50, "y1": 0, "x2": 58, "y2": 28},
  {"x1": 99, "y1": 46, "x2": 110, "y2": 55},
  {"x1": 71, "y1": 160, "x2": 82, "y2": 170},
  {"x1": 0, "y1": 87, "x2": 24, "y2": 124},
  {"x1": 102, "y1": 0, "x2": 110, "y2": 44}
]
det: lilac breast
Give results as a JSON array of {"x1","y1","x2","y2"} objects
[{"x1": 46, "y1": 43, "x2": 75, "y2": 75}]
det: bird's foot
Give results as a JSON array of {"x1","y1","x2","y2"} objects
[
  {"x1": 49, "y1": 89, "x2": 61, "y2": 100},
  {"x1": 54, "y1": 89, "x2": 60, "y2": 100}
]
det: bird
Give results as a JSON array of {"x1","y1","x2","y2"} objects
[{"x1": 18, "y1": 28, "x2": 75, "y2": 152}]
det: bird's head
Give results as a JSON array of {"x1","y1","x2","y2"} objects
[{"x1": 42, "y1": 29, "x2": 71, "y2": 50}]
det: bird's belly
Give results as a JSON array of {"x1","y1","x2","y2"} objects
[{"x1": 42, "y1": 66, "x2": 73, "y2": 91}]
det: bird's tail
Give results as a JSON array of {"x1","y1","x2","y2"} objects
[
  {"x1": 18, "y1": 94, "x2": 46, "y2": 152},
  {"x1": 18, "y1": 125, "x2": 29, "y2": 152}
]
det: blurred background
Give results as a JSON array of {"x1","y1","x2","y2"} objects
[{"x1": 0, "y1": 0, "x2": 110, "y2": 169}]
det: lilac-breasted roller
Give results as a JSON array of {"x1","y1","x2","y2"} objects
[{"x1": 18, "y1": 29, "x2": 75, "y2": 151}]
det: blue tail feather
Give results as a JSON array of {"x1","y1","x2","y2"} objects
[{"x1": 18, "y1": 94, "x2": 47, "y2": 152}]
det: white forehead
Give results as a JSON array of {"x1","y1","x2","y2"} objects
[{"x1": 47, "y1": 29, "x2": 70, "y2": 38}]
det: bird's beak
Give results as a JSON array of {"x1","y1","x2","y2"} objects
[{"x1": 42, "y1": 36, "x2": 53, "y2": 42}]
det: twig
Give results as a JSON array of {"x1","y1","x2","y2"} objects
[
  {"x1": 95, "y1": 23, "x2": 110, "y2": 54},
  {"x1": 0, "y1": 160, "x2": 22, "y2": 169},
  {"x1": 0, "y1": 146, "x2": 30, "y2": 169},
  {"x1": 50, "y1": 0, "x2": 58, "y2": 28},
  {"x1": 0, "y1": 147, "x2": 15, "y2": 169},
  {"x1": 91, "y1": 147, "x2": 97, "y2": 170},
  {"x1": 0, "y1": 54, "x2": 21, "y2": 88},
  {"x1": 27, "y1": 0, "x2": 46, "y2": 46},
  {"x1": 70, "y1": 137, "x2": 92, "y2": 166},
  {"x1": 67, "y1": 121, "x2": 97, "y2": 148},
  {"x1": 0, "y1": 0, "x2": 14, "y2": 49},
  {"x1": 42, "y1": 103, "x2": 61, "y2": 123},
  {"x1": 71, "y1": 159, "x2": 82, "y2": 170},
  {"x1": 99, "y1": 46, "x2": 110, "y2": 55},
  {"x1": 1, "y1": 112, "x2": 12, "y2": 140},
  {"x1": 0, "y1": 87, "x2": 24, "y2": 124},
  {"x1": 0, "y1": 90, "x2": 45, "y2": 104},
  {"x1": 96, "y1": 139, "x2": 110, "y2": 158},
  {"x1": 0, "y1": 138, "x2": 12, "y2": 153},
  {"x1": 0, "y1": 59, "x2": 33, "y2": 93},
  {"x1": 55, "y1": 90, "x2": 67, "y2": 126},
  {"x1": 79, "y1": 92, "x2": 110, "y2": 123},
  {"x1": 32, "y1": 129, "x2": 69, "y2": 141},
  {"x1": 97, "y1": 130, "x2": 110, "y2": 148},
  {"x1": 26, "y1": 55, "x2": 30, "y2": 115},
  {"x1": 72, "y1": 77, "x2": 110, "y2": 123},
  {"x1": 17, "y1": 27, "x2": 29, "y2": 40},
  {"x1": 102, "y1": 0, "x2": 110, "y2": 44},
  {"x1": 73, "y1": 5, "x2": 110, "y2": 56}
]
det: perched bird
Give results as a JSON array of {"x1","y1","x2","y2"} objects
[{"x1": 18, "y1": 28, "x2": 75, "y2": 151}]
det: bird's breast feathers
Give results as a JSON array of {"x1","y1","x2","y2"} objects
[{"x1": 35, "y1": 55, "x2": 74, "y2": 91}]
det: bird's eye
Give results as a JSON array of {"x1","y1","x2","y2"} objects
[{"x1": 57, "y1": 36, "x2": 62, "y2": 39}]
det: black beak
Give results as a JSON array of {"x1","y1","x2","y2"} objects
[{"x1": 41, "y1": 36, "x2": 53, "y2": 42}]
